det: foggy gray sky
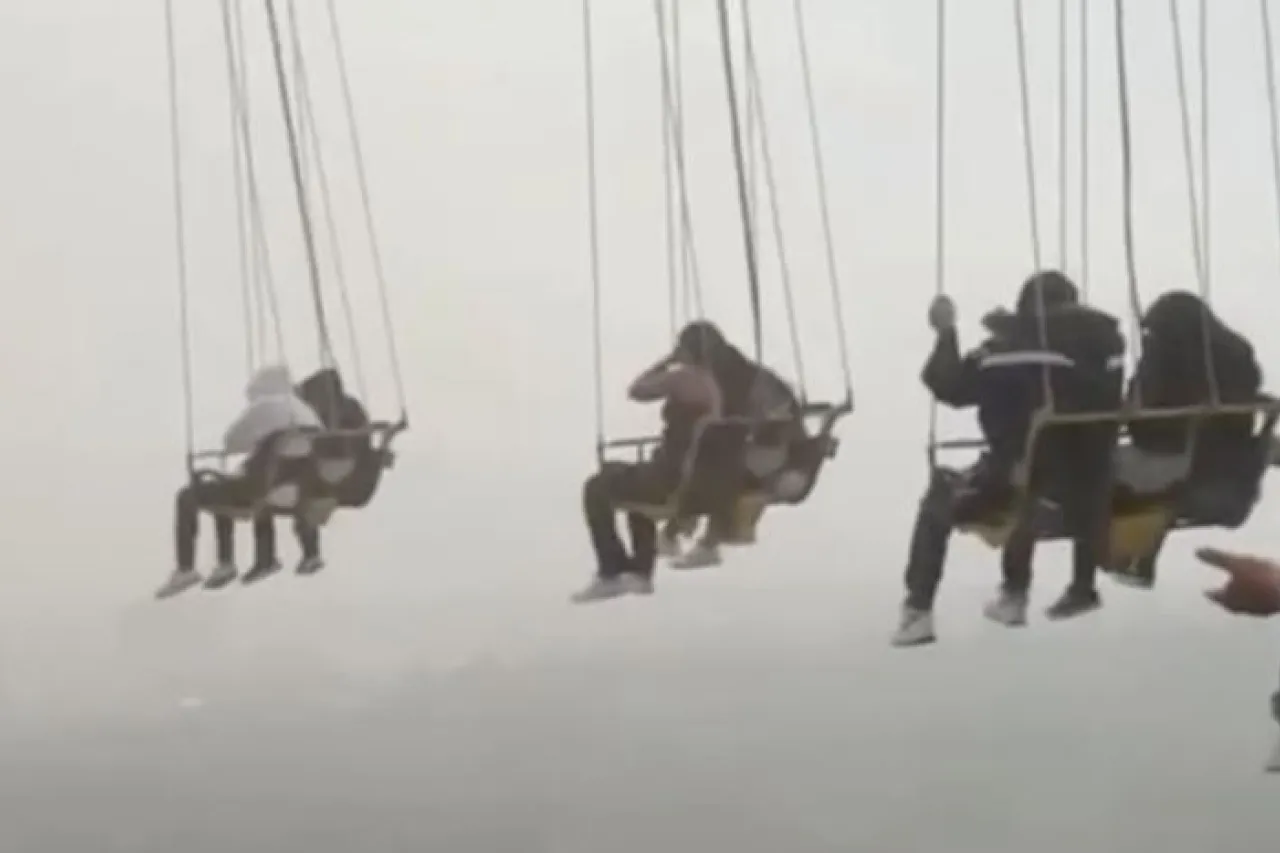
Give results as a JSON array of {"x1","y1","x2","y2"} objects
[{"x1": 1, "y1": 0, "x2": 1279, "y2": 736}]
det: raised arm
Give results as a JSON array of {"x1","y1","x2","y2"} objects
[
  {"x1": 627, "y1": 355, "x2": 677, "y2": 402},
  {"x1": 921, "y1": 329, "x2": 983, "y2": 408}
]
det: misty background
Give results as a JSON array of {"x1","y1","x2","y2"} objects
[{"x1": 0, "y1": 0, "x2": 1277, "y2": 849}]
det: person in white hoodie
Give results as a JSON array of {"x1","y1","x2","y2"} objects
[{"x1": 156, "y1": 364, "x2": 323, "y2": 599}]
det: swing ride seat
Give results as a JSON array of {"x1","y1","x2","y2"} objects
[
  {"x1": 939, "y1": 399, "x2": 1280, "y2": 566},
  {"x1": 311, "y1": 418, "x2": 407, "y2": 509},
  {"x1": 189, "y1": 418, "x2": 407, "y2": 526},
  {"x1": 190, "y1": 427, "x2": 334, "y2": 526},
  {"x1": 606, "y1": 399, "x2": 852, "y2": 543}
]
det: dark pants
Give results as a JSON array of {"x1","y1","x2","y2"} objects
[
  {"x1": 583, "y1": 462, "x2": 672, "y2": 580},
  {"x1": 904, "y1": 467, "x2": 1033, "y2": 611},
  {"x1": 903, "y1": 436, "x2": 1113, "y2": 611},
  {"x1": 252, "y1": 515, "x2": 322, "y2": 564},
  {"x1": 673, "y1": 424, "x2": 752, "y2": 540},
  {"x1": 175, "y1": 478, "x2": 254, "y2": 571},
  {"x1": 175, "y1": 477, "x2": 319, "y2": 571}
]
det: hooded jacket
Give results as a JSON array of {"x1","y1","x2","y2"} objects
[
  {"x1": 923, "y1": 274, "x2": 1125, "y2": 463},
  {"x1": 1129, "y1": 291, "x2": 1262, "y2": 458},
  {"x1": 295, "y1": 368, "x2": 373, "y2": 460},
  {"x1": 223, "y1": 365, "x2": 322, "y2": 455}
]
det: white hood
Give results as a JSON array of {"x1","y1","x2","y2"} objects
[
  {"x1": 223, "y1": 364, "x2": 323, "y2": 454},
  {"x1": 246, "y1": 365, "x2": 295, "y2": 401}
]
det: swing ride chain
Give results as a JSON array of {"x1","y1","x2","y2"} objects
[
  {"x1": 164, "y1": 0, "x2": 197, "y2": 475},
  {"x1": 581, "y1": 0, "x2": 607, "y2": 462},
  {"x1": 741, "y1": 0, "x2": 809, "y2": 403},
  {"x1": 284, "y1": 0, "x2": 369, "y2": 404},
  {"x1": 324, "y1": 0, "x2": 411, "y2": 420},
  {"x1": 265, "y1": 0, "x2": 336, "y2": 372},
  {"x1": 793, "y1": 0, "x2": 854, "y2": 405},
  {"x1": 715, "y1": 0, "x2": 765, "y2": 365},
  {"x1": 927, "y1": 0, "x2": 945, "y2": 470},
  {"x1": 653, "y1": 0, "x2": 706, "y2": 336},
  {"x1": 222, "y1": 0, "x2": 290, "y2": 375}
]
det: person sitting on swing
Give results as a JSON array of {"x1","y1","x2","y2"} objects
[
  {"x1": 157, "y1": 364, "x2": 323, "y2": 599},
  {"x1": 892, "y1": 270, "x2": 1125, "y2": 647},
  {"x1": 572, "y1": 332, "x2": 724, "y2": 603},
  {"x1": 664, "y1": 321, "x2": 803, "y2": 570},
  {"x1": 236, "y1": 367, "x2": 376, "y2": 585},
  {"x1": 1107, "y1": 290, "x2": 1263, "y2": 588}
]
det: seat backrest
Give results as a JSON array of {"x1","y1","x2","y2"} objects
[{"x1": 333, "y1": 455, "x2": 387, "y2": 508}]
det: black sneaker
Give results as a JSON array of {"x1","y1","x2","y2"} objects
[
  {"x1": 296, "y1": 556, "x2": 326, "y2": 576},
  {"x1": 1045, "y1": 586, "x2": 1102, "y2": 620},
  {"x1": 241, "y1": 560, "x2": 282, "y2": 586}
]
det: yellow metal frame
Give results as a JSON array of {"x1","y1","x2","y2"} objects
[{"x1": 945, "y1": 399, "x2": 1280, "y2": 560}]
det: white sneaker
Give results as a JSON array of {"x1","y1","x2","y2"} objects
[
  {"x1": 618, "y1": 573, "x2": 655, "y2": 596},
  {"x1": 204, "y1": 562, "x2": 238, "y2": 590},
  {"x1": 670, "y1": 541, "x2": 722, "y2": 570},
  {"x1": 570, "y1": 576, "x2": 630, "y2": 604},
  {"x1": 156, "y1": 569, "x2": 202, "y2": 600},
  {"x1": 891, "y1": 606, "x2": 936, "y2": 647},
  {"x1": 1266, "y1": 734, "x2": 1280, "y2": 773},
  {"x1": 296, "y1": 556, "x2": 326, "y2": 576},
  {"x1": 983, "y1": 591, "x2": 1029, "y2": 627}
]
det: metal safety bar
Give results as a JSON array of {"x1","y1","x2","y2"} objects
[
  {"x1": 933, "y1": 398, "x2": 1280, "y2": 456},
  {"x1": 601, "y1": 399, "x2": 849, "y2": 455},
  {"x1": 190, "y1": 417, "x2": 408, "y2": 462}
]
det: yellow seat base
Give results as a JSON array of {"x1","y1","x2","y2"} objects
[{"x1": 961, "y1": 505, "x2": 1174, "y2": 564}]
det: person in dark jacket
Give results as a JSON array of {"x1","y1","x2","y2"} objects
[
  {"x1": 1108, "y1": 292, "x2": 1264, "y2": 588},
  {"x1": 240, "y1": 367, "x2": 373, "y2": 584},
  {"x1": 893, "y1": 270, "x2": 1125, "y2": 647}
]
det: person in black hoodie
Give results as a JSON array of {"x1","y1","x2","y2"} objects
[
  {"x1": 241, "y1": 367, "x2": 373, "y2": 583},
  {"x1": 1108, "y1": 291, "x2": 1263, "y2": 588},
  {"x1": 892, "y1": 270, "x2": 1125, "y2": 647}
]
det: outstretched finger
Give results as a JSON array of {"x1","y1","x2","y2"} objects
[
  {"x1": 1194, "y1": 547, "x2": 1271, "y2": 575},
  {"x1": 1196, "y1": 547, "x2": 1238, "y2": 569}
]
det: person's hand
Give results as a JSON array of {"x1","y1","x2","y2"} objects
[
  {"x1": 928, "y1": 295, "x2": 957, "y2": 333},
  {"x1": 1197, "y1": 547, "x2": 1280, "y2": 617}
]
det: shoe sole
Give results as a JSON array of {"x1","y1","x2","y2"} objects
[
  {"x1": 1109, "y1": 575, "x2": 1154, "y2": 590},
  {"x1": 241, "y1": 568, "x2": 282, "y2": 587},
  {"x1": 156, "y1": 578, "x2": 202, "y2": 600},
  {"x1": 203, "y1": 576, "x2": 237, "y2": 591},
  {"x1": 669, "y1": 562, "x2": 721, "y2": 571},
  {"x1": 984, "y1": 612, "x2": 1028, "y2": 627},
  {"x1": 1045, "y1": 602, "x2": 1101, "y2": 621},
  {"x1": 891, "y1": 635, "x2": 937, "y2": 648}
]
